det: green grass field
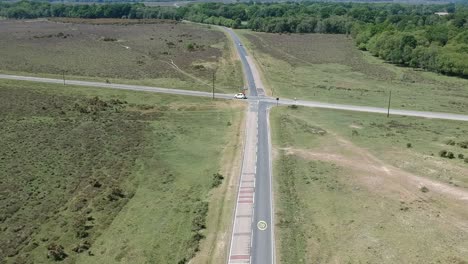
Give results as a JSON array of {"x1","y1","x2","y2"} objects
[
  {"x1": 238, "y1": 31, "x2": 468, "y2": 114},
  {"x1": 0, "y1": 19, "x2": 243, "y2": 93},
  {"x1": 271, "y1": 106, "x2": 468, "y2": 264},
  {"x1": 0, "y1": 79, "x2": 244, "y2": 264}
]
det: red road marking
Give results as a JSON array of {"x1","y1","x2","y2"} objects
[
  {"x1": 239, "y1": 196, "x2": 253, "y2": 199},
  {"x1": 230, "y1": 255, "x2": 250, "y2": 260},
  {"x1": 238, "y1": 200, "x2": 253, "y2": 203}
]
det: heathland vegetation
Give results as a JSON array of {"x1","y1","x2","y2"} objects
[
  {"x1": 0, "y1": 79, "x2": 243, "y2": 263},
  {"x1": 0, "y1": 19, "x2": 242, "y2": 93},
  {"x1": 2, "y1": 1, "x2": 468, "y2": 77},
  {"x1": 237, "y1": 31, "x2": 468, "y2": 114}
]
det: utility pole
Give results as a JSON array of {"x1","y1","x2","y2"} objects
[
  {"x1": 212, "y1": 70, "x2": 215, "y2": 100},
  {"x1": 387, "y1": 90, "x2": 392, "y2": 118}
]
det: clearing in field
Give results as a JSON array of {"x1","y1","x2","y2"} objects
[
  {"x1": 0, "y1": 79, "x2": 244, "y2": 264},
  {"x1": 270, "y1": 106, "x2": 468, "y2": 264},
  {"x1": 237, "y1": 31, "x2": 468, "y2": 114},
  {"x1": 0, "y1": 19, "x2": 243, "y2": 93}
]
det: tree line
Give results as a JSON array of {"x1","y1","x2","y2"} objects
[
  {"x1": 0, "y1": 1, "x2": 181, "y2": 19},
  {"x1": 1, "y1": 1, "x2": 468, "y2": 77}
]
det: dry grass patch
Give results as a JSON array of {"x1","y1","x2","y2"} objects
[{"x1": 271, "y1": 106, "x2": 468, "y2": 264}]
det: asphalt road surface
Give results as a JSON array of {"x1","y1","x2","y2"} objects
[
  {"x1": 223, "y1": 26, "x2": 274, "y2": 264},
  {"x1": 224, "y1": 28, "x2": 258, "y2": 97},
  {"x1": 1, "y1": 74, "x2": 467, "y2": 121}
]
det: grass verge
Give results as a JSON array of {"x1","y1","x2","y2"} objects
[
  {"x1": 0, "y1": 79, "x2": 244, "y2": 264},
  {"x1": 271, "y1": 105, "x2": 468, "y2": 264}
]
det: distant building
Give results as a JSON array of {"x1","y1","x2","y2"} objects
[{"x1": 434, "y1": 12, "x2": 449, "y2": 16}]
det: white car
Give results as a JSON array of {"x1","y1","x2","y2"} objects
[{"x1": 234, "y1": 93, "x2": 247, "y2": 99}]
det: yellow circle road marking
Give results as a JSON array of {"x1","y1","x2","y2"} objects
[{"x1": 257, "y1": 221, "x2": 267, "y2": 231}]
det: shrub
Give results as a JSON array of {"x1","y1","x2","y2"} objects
[
  {"x1": 445, "y1": 139, "x2": 456, "y2": 146},
  {"x1": 458, "y1": 154, "x2": 464, "y2": 159},
  {"x1": 193, "y1": 64, "x2": 205, "y2": 70},
  {"x1": 72, "y1": 241, "x2": 91, "y2": 253},
  {"x1": 211, "y1": 173, "x2": 224, "y2": 188},
  {"x1": 192, "y1": 201, "x2": 208, "y2": 231},
  {"x1": 108, "y1": 187, "x2": 125, "y2": 201},
  {"x1": 447, "y1": 152, "x2": 455, "y2": 159},
  {"x1": 439, "y1": 150, "x2": 448, "y2": 158},
  {"x1": 288, "y1": 104, "x2": 298, "y2": 109},
  {"x1": 465, "y1": 157, "x2": 468, "y2": 163},
  {"x1": 102, "y1": 37, "x2": 116, "y2": 42},
  {"x1": 420, "y1": 186, "x2": 429, "y2": 193},
  {"x1": 187, "y1": 43, "x2": 195, "y2": 51},
  {"x1": 458, "y1": 141, "x2": 468, "y2": 149},
  {"x1": 74, "y1": 215, "x2": 89, "y2": 238},
  {"x1": 47, "y1": 243, "x2": 67, "y2": 261},
  {"x1": 406, "y1": 143, "x2": 412, "y2": 148}
]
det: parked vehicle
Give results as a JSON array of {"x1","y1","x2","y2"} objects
[{"x1": 234, "y1": 93, "x2": 247, "y2": 99}]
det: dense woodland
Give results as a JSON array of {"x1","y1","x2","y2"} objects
[{"x1": 1, "y1": 1, "x2": 468, "y2": 77}]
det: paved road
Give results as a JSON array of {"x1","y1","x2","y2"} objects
[
  {"x1": 0, "y1": 74, "x2": 235, "y2": 100},
  {"x1": 224, "y1": 27, "x2": 275, "y2": 264},
  {"x1": 264, "y1": 98, "x2": 468, "y2": 121},
  {"x1": 224, "y1": 28, "x2": 258, "y2": 97},
  {"x1": 1, "y1": 73, "x2": 467, "y2": 121}
]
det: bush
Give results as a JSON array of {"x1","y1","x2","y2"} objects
[
  {"x1": 187, "y1": 43, "x2": 195, "y2": 51},
  {"x1": 458, "y1": 141, "x2": 468, "y2": 149},
  {"x1": 288, "y1": 104, "x2": 298, "y2": 109},
  {"x1": 211, "y1": 173, "x2": 224, "y2": 188},
  {"x1": 439, "y1": 150, "x2": 448, "y2": 158},
  {"x1": 47, "y1": 243, "x2": 67, "y2": 261},
  {"x1": 447, "y1": 152, "x2": 455, "y2": 159},
  {"x1": 406, "y1": 143, "x2": 412, "y2": 148},
  {"x1": 465, "y1": 157, "x2": 468, "y2": 163},
  {"x1": 191, "y1": 201, "x2": 208, "y2": 231},
  {"x1": 108, "y1": 187, "x2": 125, "y2": 201},
  {"x1": 73, "y1": 215, "x2": 89, "y2": 238},
  {"x1": 72, "y1": 241, "x2": 91, "y2": 253},
  {"x1": 458, "y1": 154, "x2": 464, "y2": 159},
  {"x1": 445, "y1": 139, "x2": 456, "y2": 146},
  {"x1": 102, "y1": 37, "x2": 116, "y2": 42},
  {"x1": 420, "y1": 186, "x2": 429, "y2": 193}
]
